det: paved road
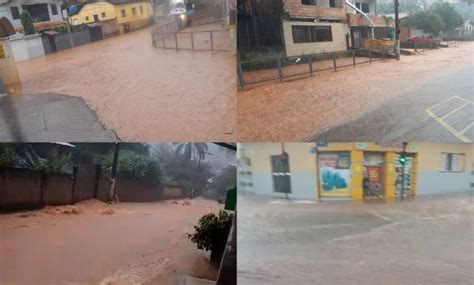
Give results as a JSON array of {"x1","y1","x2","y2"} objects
[
  {"x1": 237, "y1": 193, "x2": 474, "y2": 285},
  {"x1": 312, "y1": 64, "x2": 474, "y2": 143},
  {"x1": 0, "y1": 94, "x2": 117, "y2": 142}
]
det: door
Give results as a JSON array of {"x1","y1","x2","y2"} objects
[
  {"x1": 363, "y1": 153, "x2": 384, "y2": 198},
  {"x1": 271, "y1": 154, "x2": 291, "y2": 195}
]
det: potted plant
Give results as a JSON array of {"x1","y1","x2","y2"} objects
[{"x1": 188, "y1": 210, "x2": 234, "y2": 264}]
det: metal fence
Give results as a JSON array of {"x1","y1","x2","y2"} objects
[
  {"x1": 152, "y1": 29, "x2": 231, "y2": 51},
  {"x1": 237, "y1": 49, "x2": 391, "y2": 89}
]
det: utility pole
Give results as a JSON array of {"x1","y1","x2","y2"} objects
[
  {"x1": 55, "y1": 0, "x2": 75, "y2": 48},
  {"x1": 394, "y1": 0, "x2": 400, "y2": 60},
  {"x1": 109, "y1": 142, "x2": 120, "y2": 203},
  {"x1": 400, "y1": 142, "x2": 408, "y2": 201},
  {"x1": 315, "y1": 144, "x2": 321, "y2": 203}
]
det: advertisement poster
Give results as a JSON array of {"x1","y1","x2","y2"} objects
[{"x1": 319, "y1": 153, "x2": 351, "y2": 197}]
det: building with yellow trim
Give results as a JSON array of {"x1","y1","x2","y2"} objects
[
  {"x1": 238, "y1": 143, "x2": 473, "y2": 201},
  {"x1": 68, "y1": 0, "x2": 152, "y2": 34}
]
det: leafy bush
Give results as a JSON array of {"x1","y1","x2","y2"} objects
[
  {"x1": 102, "y1": 150, "x2": 162, "y2": 185},
  {"x1": 0, "y1": 145, "x2": 16, "y2": 168},
  {"x1": 188, "y1": 210, "x2": 233, "y2": 262},
  {"x1": 20, "y1": 10, "x2": 36, "y2": 35},
  {"x1": 17, "y1": 148, "x2": 71, "y2": 174}
]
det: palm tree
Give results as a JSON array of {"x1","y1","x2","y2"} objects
[
  {"x1": 173, "y1": 143, "x2": 208, "y2": 164},
  {"x1": 173, "y1": 143, "x2": 209, "y2": 198}
]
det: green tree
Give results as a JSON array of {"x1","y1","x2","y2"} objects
[
  {"x1": 20, "y1": 10, "x2": 36, "y2": 35},
  {"x1": 431, "y1": 3, "x2": 464, "y2": 31},
  {"x1": 405, "y1": 11, "x2": 445, "y2": 35}
]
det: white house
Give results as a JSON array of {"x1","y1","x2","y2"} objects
[{"x1": 0, "y1": 0, "x2": 62, "y2": 29}]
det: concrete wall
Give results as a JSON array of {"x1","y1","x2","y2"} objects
[
  {"x1": 416, "y1": 143, "x2": 473, "y2": 195},
  {"x1": 9, "y1": 33, "x2": 45, "y2": 62},
  {"x1": 0, "y1": 168, "x2": 74, "y2": 208},
  {"x1": 282, "y1": 20, "x2": 348, "y2": 56}
]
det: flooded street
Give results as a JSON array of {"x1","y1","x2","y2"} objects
[
  {"x1": 0, "y1": 198, "x2": 223, "y2": 285},
  {"x1": 237, "y1": 43, "x2": 474, "y2": 141},
  {"x1": 237, "y1": 193, "x2": 474, "y2": 285},
  {"x1": 15, "y1": 23, "x2": 235, "y2": 142}
]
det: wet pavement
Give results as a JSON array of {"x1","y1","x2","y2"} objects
[
  {"x1": 13, "y1": 23, "x2": 235, "y2": 142},
  {"x1": 0, "y1": 94, "x2": 116, "y2": 142},
  {"x1": 237, "y1": 193, "x2": 474, "y2": 285},
  {"x1": 0, "y1": 199, "x2": 222, "y2": 285},
  {"x1": 237, "y1": 43, "x2": 473, "y2": 142},
  {"x1": 312, "y1": 64, "x2": 474, "y2": 143}
]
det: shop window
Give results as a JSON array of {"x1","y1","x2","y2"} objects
[
  {"x1": 355, "y1": 2, "x2": 370, "y2": 13},
  {"x1": 302, "y1": 0, "x2": 317, "y2": 5},
  {"x1": 121, "y1": 9, "x2": 126, "y2": 17},
  {"x1": 439, "y1": 153, "x2": 465, "y2": 172},
  {"x1": 10, "y1": 7, "x2": 20, "y2": 20},
  {"x1": 50, "y1": 4, "x2": 58, "y2": 15},
  {"x1": 132, "y1": 7, "x2": 137, "y2": 16},
  {"x1": 292, "y1": 25, "x2": 333, "y2": 43}
]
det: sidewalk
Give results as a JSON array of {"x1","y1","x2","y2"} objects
[{"x1": 0, "y1": 93, "x2": 117, "y2": 142}]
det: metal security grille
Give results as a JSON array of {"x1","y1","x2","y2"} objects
[{"x1": 271, "y1": 155, "x2": 291, "y2": 194}]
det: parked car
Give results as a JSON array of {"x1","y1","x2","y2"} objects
[{"x1": 406, "y1": 36, "x2": 441, "y2": 47}]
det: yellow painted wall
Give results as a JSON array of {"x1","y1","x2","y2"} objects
[
  {"x1": 69, "y1": 3, "x2": 117, "y2": 25},
  {"x1": 414, "y1": 143, "x2": 473, "y2": 172},
  {"x1": 115, "y1": 2, "x2": 151, "y2": 25}
]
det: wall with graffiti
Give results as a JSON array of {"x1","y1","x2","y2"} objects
[{"x1": 319, "y1": 152, "x2": 351, "y2": 197}]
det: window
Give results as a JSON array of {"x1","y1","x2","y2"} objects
[
  {"x1": 101, "y1": 12, "x2": 106, "y2": 18},
  {"x1": 355, "y1": 2, "x2": 370, "y2": 13},
  {"x1": 132, "y1": 7, "x2": 136, "y2": 16},
  {"x1": 292, "y1": 25, "x2": 333, "y2": 43},
  {"x1": 439, "y1": 153, "x2": 466, "y2": 172},
  {"x1": 302, "y1": 0, "x2": 316, "y2": 5},
  {"x1": 50, "y1": 4, "x2": 58, "y2": 15},
  {"x1": 140, "y1": 6, "x2": 144, "y2": 14},
  {"x1": 10, "y1": 7, "x2": 20, "y2": 20},
  {"x1": 85, "y1": 16, "x2": 89, "y2": 21},
  {"x1": 330, "y1": 0, "x2": 336, "y2": 8},
  {"x1": 121, "y1": 9, "x2": 126, "y2": 17}
]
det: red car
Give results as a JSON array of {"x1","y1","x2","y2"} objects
[{"x1": 406, "y1": 36, "x2": 441, "y2": 46}]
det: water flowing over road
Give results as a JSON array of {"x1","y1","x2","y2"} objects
[
  {"x1": 15, "y1": 23, "x2": 235, "y2": 142},
  {"x1": 237, "y1": 193, "x2": 474, "y2": 285}
]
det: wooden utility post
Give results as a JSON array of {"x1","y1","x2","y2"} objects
[
  {"x1": 394, "y1": 0, "x2": 400, "y2": 60},
  {"x1": 109, "y1": 143, "x2": 120, "y2": 202}
]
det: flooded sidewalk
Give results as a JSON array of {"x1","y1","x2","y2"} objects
[
  {"x1": 0, "y1": 199, "x2": 223, "y2": 285},
  {"x1": 237, "y1": 43, "x2": 474, "y2": 141},
  {"x1": 14, "y1": 24, "x2": 235, "y2": 142}
]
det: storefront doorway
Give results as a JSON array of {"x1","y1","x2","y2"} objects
[
  {"x1": 395, "y1": 154, "x2": 415, "y2": 198},
  {"x1": 363, "y1": 152, "x2": 384, "y2": 199}
]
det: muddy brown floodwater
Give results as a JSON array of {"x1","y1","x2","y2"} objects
[
  {"x1": 15, "y1": 23, "x2": 236, "y2": 142},
  {"x1": 237, "y1": 43, "x2": 474, "y2": 141},
  {"x1": 0, "y1": 198, "x2": 223, "y2": 285}
]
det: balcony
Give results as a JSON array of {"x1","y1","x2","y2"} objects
[{"x1": 284, "y1": 0, "x2": 347, "y2": 21}]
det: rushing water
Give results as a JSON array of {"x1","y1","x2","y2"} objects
[{"x1": 15, "y1": 24, "x2": 236, "y2": 141}]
